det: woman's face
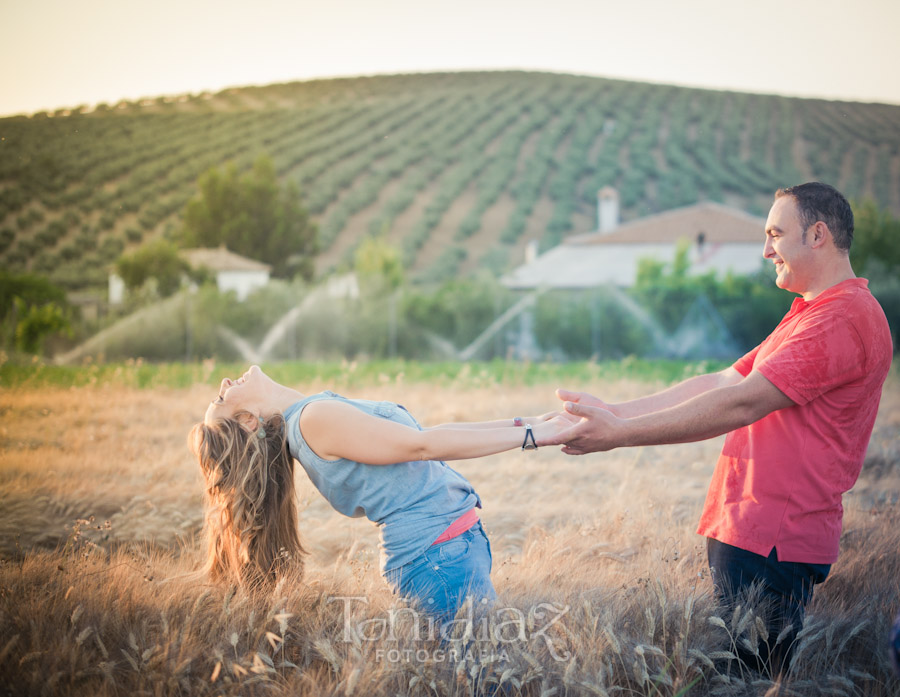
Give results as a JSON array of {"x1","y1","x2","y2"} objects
[{"x1": 204, "y1": 365, "x2": 272, "y2": 427}]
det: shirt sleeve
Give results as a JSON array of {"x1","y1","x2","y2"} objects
[
  {"x1": 733, "y1": 342, "x2": 762, "y2": 377},
  {"x1": 754, "y1": 309, "x2": 866, "y2": 406}
]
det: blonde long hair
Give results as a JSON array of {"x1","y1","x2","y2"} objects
[{"x1": 189, "y1": 412, "x2": 305, "y2": 588}]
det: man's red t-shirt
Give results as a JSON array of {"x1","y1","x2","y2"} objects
[{"x1": 697, "y1": 278, "x2": 892, "y2": 564}]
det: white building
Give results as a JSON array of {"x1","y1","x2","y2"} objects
[
  {"x1": 180, "y1": 246, "x2": 271, "y2": 301},
  {"x1": 503, "y1": 191, "x2": 766, "y2": 290},
  {"x1": 108, "y1": 273, "x2": 126, "y2": 305}
]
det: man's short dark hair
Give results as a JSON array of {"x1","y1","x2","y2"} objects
[{"x1": 775, "y1": 182, "x2": 854, "y2": 251}]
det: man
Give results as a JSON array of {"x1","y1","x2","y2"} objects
[{"x1": 542, "y1": 182, "x2": 893, "y2": 673}]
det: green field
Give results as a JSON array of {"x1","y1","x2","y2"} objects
[
  {"x1": 0, "y1": 357, "x2": 730, "y2": 390},
  {"x1": 3, "y1": 71, "x2": 899, "y2": 290}
]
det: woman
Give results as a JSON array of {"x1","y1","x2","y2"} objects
[{"x1": 189, "y1": 365, "x2": 569, "y2": 619}]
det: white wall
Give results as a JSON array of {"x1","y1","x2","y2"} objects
[
  {"x1": 108, "y1": 273, "x2": 125, "y2": 305},
  {"x1": 217, "y1": 270, "x2": 270, "y2": 301},
  {"x1": 503, "y1": 242, "x2": 767, "y2": 289}
]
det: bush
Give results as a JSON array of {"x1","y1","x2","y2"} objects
[
  {"x1": 0, "y1": 185, "x2": 27, "y2": 216},
  {"x1": 32, "y1": 252, "x2": 57, "y2": 273},
  {"x1": 115, "y1": 239, "x2": 190, "y2": 298},
  {"x1": 15, "y1": 238, "x2": 39, "y2": 257},
  {"x1": 0, "y1": 271, "x2": 70, "y2": 354},
  {"x1": 98, "y1": 211, "x2": 116, "y2": 231},
  {"x1": 632, "y1": 241, "x2": 791, "y2": 354},
  {"x1": 74, "y1": 229, "x2": 98, "y2": 250},
  {"x1": 35, "y1": 228, "x2": 58, "y2": 247},
  {"x1": 403, "y1": 275, "x2": 512, "y2": 350},
  {"x1": 354, "y1": 235, "x2": 404, "y2": 295},
  {"x1": 14, "y1": 299, "x2": 71, "y2": 353},
  {"x1": 867, "y1": 260, "x2": 900, "y2": 350},
  {"x1": 4, "y1": 248, "x2": 26, "y2": 269},
  {"x1": 851, "y1": 199, "x2": 900, "y2": 276},
  {"x1": 98, "y1": 236, "x2": 125, "y2": 261},
  {"x1": 534, "y1": 290, "x2": 652, "y2": 359},
  {"x1": 57, "y1": 243, "x2": 80, "y2": 262},
  {"x1": 0, "y1": 270, "x2": 66, "y2": 319},
  {"x1": 0, "y1": 227, "x2": 14, "y2": 254},
  {"x1": 49, "y1": 262, "x2": 107, "y2": 290}
]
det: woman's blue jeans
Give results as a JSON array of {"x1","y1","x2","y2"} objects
[{"x1": 384, "y1": 521, "x2": 496, "y2": 624}]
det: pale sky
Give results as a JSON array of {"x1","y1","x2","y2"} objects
[{"x1": 2, "y1": 0, "x2": 899, "y2": 117}]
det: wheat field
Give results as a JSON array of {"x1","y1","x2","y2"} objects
[{"x1": 1, "y1": 368, "x2": 898, "y2": 696}]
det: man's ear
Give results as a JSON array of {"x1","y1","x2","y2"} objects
[
  {"x1": 235, "y1": 411, "x2": 259, "y2": 432},
  {"x1": 810, "y1": 221, "x2": 830, "y2": 249}
]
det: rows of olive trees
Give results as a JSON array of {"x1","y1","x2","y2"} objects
[{"x1": 3, "y1": 72, "x2": 897, "y2": 295}]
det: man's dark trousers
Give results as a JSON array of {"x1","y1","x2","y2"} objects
[{"x1": 707, "y1": 538, "x2": 830, "y2": 674}]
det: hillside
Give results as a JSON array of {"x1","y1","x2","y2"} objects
[{"x1": 2, "y1": 71, "x2": 899, "y2": 290}]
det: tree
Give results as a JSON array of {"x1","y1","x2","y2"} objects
[
  {"x1": 0, "y1": 271, "x2": 71, "y2": 354},
  {"x1": 180, "y1": 156, "x2": 318, "y2": 279},
  {"x1": 0, "y1": 270, "x2": 66, "y2": 319},
  {"x1": 846, "y1": 201, "x2": 900, "y2": 351},
  {"x1": 850, "y1": 199, "x2": 900, "y2": 275},
  {"x1": 115, "y1": 239, "x2": 190, "y2": 297},
  {"x1": 14, "y1": 299, "x2": 70, "y2": 354},
  {"x1": 354, "y1": 234, "x2": 404, "y2": 295}
]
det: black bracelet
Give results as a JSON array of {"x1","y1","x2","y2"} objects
[{"x1": 521, "y1": 423, "x2": 537, "y2": 450}]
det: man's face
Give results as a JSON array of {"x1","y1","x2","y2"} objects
[{"x1": 763, "y1": 196, "x2": 814, "y2": 295}]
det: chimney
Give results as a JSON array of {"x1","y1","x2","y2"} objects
[
  {"x1": 597, "y1": 187, "x2": 619, "y2": 234},
  {"x1": 525, "y1": 239, "x2": 539, "y2": 264}
]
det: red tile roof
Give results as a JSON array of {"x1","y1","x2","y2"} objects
[{"x1": 567, "y1": 201, "x2": 764, "y2": 246}]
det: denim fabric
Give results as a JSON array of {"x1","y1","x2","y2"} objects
[
  {"x1": 384, "y1": 521, "x2": 496, "y2": 623},
  {"x1": 707, "y1": 537, "x2": 830, "y2": 673}
]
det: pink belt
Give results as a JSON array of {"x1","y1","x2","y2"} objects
[{"x1": 431, "y1": 508, "x2": 479, "y2": 545}]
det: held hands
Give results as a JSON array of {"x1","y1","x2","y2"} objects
[
  {"x1": 535, "y1": 389, "x2": 623, "y2": 454},
  {"x1": 529, "y1": 411, "x2": 581, "y2": 445},
  {"x1": 528, "y1": 409, "x2": 569, "y2": 424},
  {"x1": 554, "y1": 388, "x2": 614, "y2": 413}
]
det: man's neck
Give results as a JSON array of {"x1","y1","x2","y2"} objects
[{"x1": 800, "y1": 257, "x2": 856, "y2": 302}]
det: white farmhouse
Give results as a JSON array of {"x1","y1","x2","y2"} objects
[
  {"x1": 503, "y1": 189, "x2": 766, "y2": 290},
  {"x1": 180, "y1": 245, "x2": 271, "y2": 301}
]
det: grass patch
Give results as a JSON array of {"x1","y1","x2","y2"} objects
[{"x1": 0, "y1": 357, "x2": 730, "y2": 390}]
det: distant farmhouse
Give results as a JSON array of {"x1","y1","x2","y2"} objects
[
  {"x1": 109, "y1": 245, "x2": 272, "y2": 305},
  {"x1": 179, "y1": 246, "x2": 271, "y2": 301},
  {"x1": 503, "y1": 188, "x2": 766, "y2": 290}
]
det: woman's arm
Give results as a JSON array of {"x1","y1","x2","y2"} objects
[
  {"x1": 298, "y1": 400, "x2": 569, "y2": 465},
  {"x1": 427, "y1": 412, "x2": 559, "y2": 431}
]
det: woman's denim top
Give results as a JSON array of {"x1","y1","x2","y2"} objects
[{"x1": 283, "y1": 391, "x2": 481, "y2": 572}]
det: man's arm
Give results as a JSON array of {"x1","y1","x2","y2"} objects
[
  {"x1": 543, "y1": 370, "x2": 794, "y2": 455},
  {"x1": 557, "y1": 366, "x2": 743, "y2": 419}
]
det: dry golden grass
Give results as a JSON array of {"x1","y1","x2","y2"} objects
[{"x1": 1, "y1": 371, "x2": 898, "y2": 696}]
